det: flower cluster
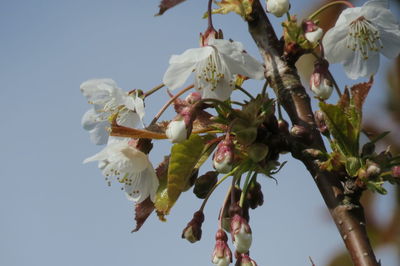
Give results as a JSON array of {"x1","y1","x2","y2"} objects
[{"x1": 78, "y1": 0, "x2": 400, "y2": 265}]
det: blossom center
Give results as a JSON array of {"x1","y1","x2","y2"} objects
[
  {"x1": 346, "y1": 16, "x2": 383, "y2": 60},
  {"x1": 197, "y1": 49, "x2": 225, "y2": 91}
]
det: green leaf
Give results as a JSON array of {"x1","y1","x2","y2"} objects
[
  {"x1": 319, "y1": 102, "x2": 361, "y2": 156},
  {"x1": 207, "y1": 0, "x2": 254, "y2": 19},
  {"x1": 154, "y1": 134, "x2": 215, "y2": 217}
]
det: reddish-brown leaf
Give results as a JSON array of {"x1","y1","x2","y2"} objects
[
  {"x1": 132, "y1": 197, "x2": 155, "y2": 233},
  {"x1": 350, "y1": 77, "x2": 373, "y2": 111},
  {"x1": 156, "y1": 0, "x2": 186, "y2": 16}
]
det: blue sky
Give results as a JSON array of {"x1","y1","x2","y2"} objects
[{"x1": 0, "y1": 0, "x2": 398, "y2": 265}]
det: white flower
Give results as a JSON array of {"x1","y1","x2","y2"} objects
[
  {"x1": 80, "y1": 79, "x2": 145, "y2": 145},
  {"x1": 83, "y1": 140, "x2": 159, "y2": 203},
  {"x1": 322, "y1": 0, "x2": 400, "y2": 79},
  {"x1": 266, "y1": 0, "x2": 290, "y2": 18},
  {"x1": 163, "y1": 39, "x2": 264, "y2": 101}
]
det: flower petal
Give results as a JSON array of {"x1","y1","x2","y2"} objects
[
  {"x1": 363, "y1": 0, "x2": 388, "y2": 9},
  {"x1": 379, "y1": 27, "x2": 400, "y2": 58},
  {"x1": 88, "y1": 121, "x2": 110, "y2": 145},
  {"x1": 133, "y1": 95, "x2": 145, "y2": 122},
  {"x1": 81, "y1": 109, "x2": 98, "y2": 131},
  {"x1": 169, "y1": 46, "x2": 213, "y2": 64},
  {"x1": 343, "y1": 52, "x2": 380, "y2": 79},
  {"x1": 322, "y1": 24, "x2": 353, "y2": 64},
  {"x1": 219, "y1": 52, "x2": 264, "y2": 80},
  {"x1": 124, "y1": 167, "x2": 159, "y2": 203},
  {"x1": 163, "y1": 61, "x2": 196, "y2": 90}
]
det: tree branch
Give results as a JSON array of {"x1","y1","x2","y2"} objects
[{"x1": 246, "y1": 1, "x2": 379, "y2": 265}]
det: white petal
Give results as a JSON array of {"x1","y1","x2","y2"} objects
[
  {"x1": 88, "y1": 121, "x2": 110, "y2": 145},
  {"x1": 83, "y1": 149, "x2": 109, "y2": 164},
  {"x1": 124, "y1": 166, "x2": 159, "y2": 203},
  {"x1": 80, "y1": 79, "x2": 118, "y2": 104},
  {"x1": 363, "y1": 0, "x2": 388, "y2": 9},
  {"x1": 219, "y1": 52, "x2": 264, "y2": 80},
  {"x1": 133, "y1": 95, "x2": 145, "y2": 121},
  {"x1": 343, "y1": 52, "x2": 380, "y2": 79},
  {"x1": 163, "y1": 61, "x2": 197, "y2": 91},
  {"x1": 211, "y1": 39, "x2": 244, "y2": 60},
  {"x1": 322, "y1": 24, "x2": 353, "y2": 64},
  {"x1": 379, "y1": 27, "x2": 400, "y2": 58},
  {"x1": 81, "y1": 109, "x2": 98, "y2": 131},
  {"x1": 117, "y1": 110, "x2": 140, "y2": 128},
  {"x1": 334, "y1": 7, "x2": 361, "y2": 27},
  {"x1": 169, "y1": 47, "x2": 213, "y2": 64}
]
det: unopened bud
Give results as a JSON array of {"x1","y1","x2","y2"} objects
[
  {"x1": 302, "y1": 20, "x2": 323, "y2": 44},
  {"x1": 366, "y1": 162, "x2": 381, "y2": 177},
  {"x1": 182, "y1": 211, "x2": 205, "y2": 243},
  {"x1": 266, "y1": 0, "x2": 290, "y2": 17},
  {"x1": 212, "y1": 230, "x2": 233, "y2": 266},
  {"x1": 314, "y1": 110, "x2": 329, "y2": 135},
  {"x1": 166, "y1": 119, "x2": 187, "y2": 143},
  {"x1": 277, "y1": 119, "x2": 289, "y2": 134},
  {"x1": 310, "y1": 60, "x2": 333, "y2": 100},
  {"x1": 231, "y1": 214, "x2": 252, "y2": 254},
  {"x1": 236, "y1": 254, "x2": 258, "y2": 266},
  {"x1": 248, "y1": 143, "x2": 269, "y2": 162},
  {"x1": 247, "y1": 181, "x2": 264, "y2": 209},
  {"x1": 391, "y1": 166, "x2": 400, "y2": 178},
  {"x1": 185, "y1": 92, "x2": 202, "y2": 105},
  {"x1": 193, "y1": 171, "x2": 219, "y2": 199},
  {"x1": 213, "y1": 137, "x2": 235, "y2": 173}
]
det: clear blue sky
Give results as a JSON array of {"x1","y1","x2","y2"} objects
[{"x1": 0, "y1": 0, "x2": 398, "y2": 265}]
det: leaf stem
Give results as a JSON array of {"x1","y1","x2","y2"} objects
[
  {"x1": 149, "y1": 84, "x2": 194, "y2": 125},
  {"x1": 199, "y1": 166, "x2": 240, "y2": 212},
  {"x1": 144, "y1": 83, "x2": 164, "y2": 98},
  {"x1": 235, "y1": 85, "x2": 255, "y2": 100}
]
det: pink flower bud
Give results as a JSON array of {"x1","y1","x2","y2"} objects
[
  {"x1": 392, "y1": 166, "x2": 400, "y2": 178},
  {"x1": 302, "y1": 20, "x2": 323, "y2": 44},
  {"x1": 310, "y1": 60, "x2": 333, "y2": 100},
  {"x1": 231, "y1": 214, "x2": 252, "y2": 254},
  {"x1": 182, "y1": 211, "x2": 205, "y2": 243},
  {"x1": 212, "y1": 230, "x2": 233, "y2": 266},
  {"x1": 213, "y1": 137, "x2": 235, "y2": 173},
  {"x1": 166, "y1": 107, "x2": 195, "y2": 143},
  {"x1": 236, "y1": 254, "x2": 257, "y2": 266},
  {"x1": 185, "y1": 92, "x2": 202, "y2": 104}
]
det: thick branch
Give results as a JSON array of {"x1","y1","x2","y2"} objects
[{"x1": 246, "y1": 1, "x2": 378, "y2": 265}]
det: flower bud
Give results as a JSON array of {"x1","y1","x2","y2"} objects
[
  {"x1": 391, "y1": 166, "x2": 400, "y2": 178},
  {"x1": 277, "y1": 119, "x2": 289, "y2": 134},
  {"x1": 212, "y1": 230, "x2": 233, "y2": 266},
  {"x1": 185, "y1": 92, "x2": 202, "y2": 105},
  {"x1": 366, "y1": 162, "x2": 381, "y2": 178},
  {"x1": 166, "y1": 107, "x2": 195, "y2": 143},
  {"x1": 302, "y1": 20, "x2": 323, "y2": 44},
  {"x1": 182, "y1": 211, "x2": 204, "y2": 243},
  {"x1": 247, "y1": 181, "x2": 264, "y2": 209},
  {"x1": 266, "y1": 0, "x2": 290, "y2": 17},
  {"x1": 193, "y1": 171, "x2": 219, "y2": 199},
  {"x1": 236, "y1": 254, "x2": 257, "y2": 266},
  {"x1": 166, "y1": 118, "x2": 188, "y2": 143},
  {"x1": 310, "y1": 60, "x2": 333, "y2": 100},
  {"x1": 248, "y1": 143, "x2": 269, "y2": 163},
  {"x1": 314, "y1": 110, "x2": 329, "y2": 135},
  {"x1": 213, "y1": 137, "x2": 235, "y2": 173},
  {"x1": 231, "y1": 214, "x2": 252, "y2": 254}
]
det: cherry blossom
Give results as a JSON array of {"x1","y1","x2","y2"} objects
[
  {"x1": 322, "y1": 0, "x2": 400, "y2": 79},
  {"x1": 80, "y1": 79, "x2": 145, "y2": 145},
  {"x1": 83, "y1": 139, "x2": 159, "y2": 203},
  {"x1": 163, "y1": 39, "x2": 264, "y2": 101}
]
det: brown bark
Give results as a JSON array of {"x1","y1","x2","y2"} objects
[{"x1": 246, "y1": 1, "x2": 379, "y2": 265}]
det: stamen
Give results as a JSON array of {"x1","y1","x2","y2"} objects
[{"x1": 346, "y1": 16, "x2": 382, "y2": 60}]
